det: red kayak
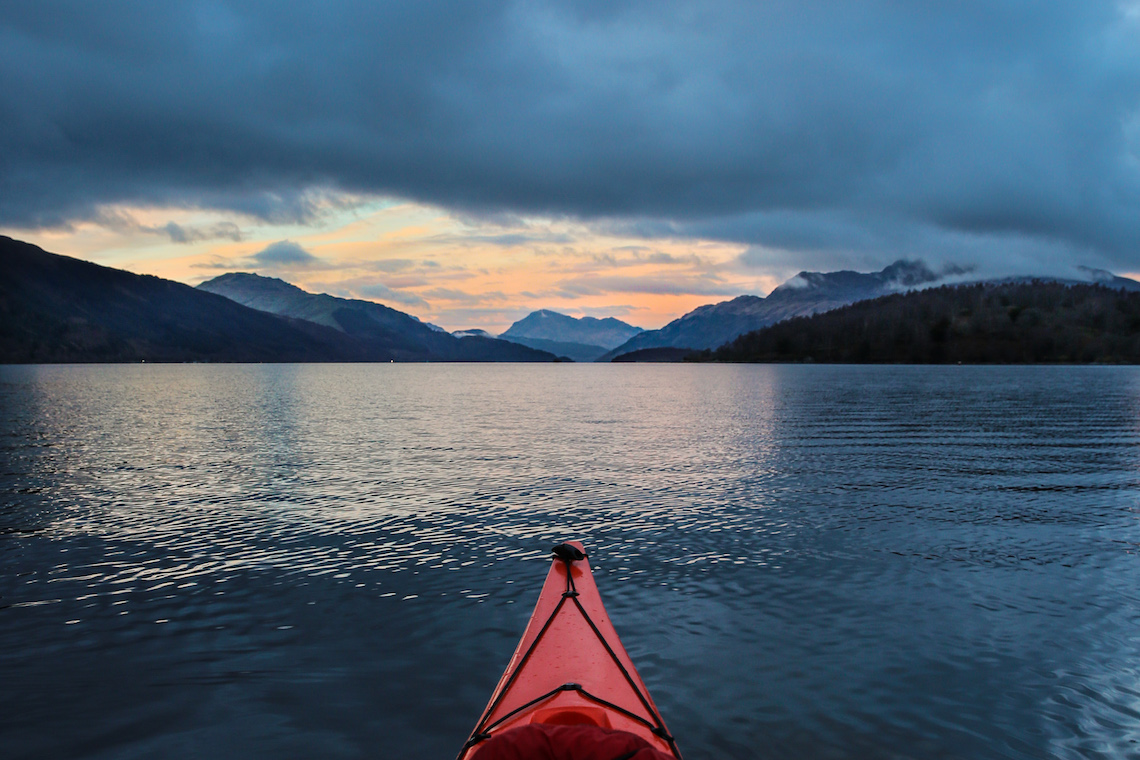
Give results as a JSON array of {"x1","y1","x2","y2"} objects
[{"x1": 457, "y1": 542, "x2": 682, "y2": 760}]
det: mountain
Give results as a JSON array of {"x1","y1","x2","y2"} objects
[
  {"x1": 601, "y1": 260, "x2": 959, "y2": 359},
  {"x1": 606, "y1": 261, "x2": 1140, "y2": 361},
  {"x1": 500, "y1": 310, "x2": 643, "y2": 350},
  {"x1": 0, "y1": 236, "x2": 377, "y2": 363},
  {"x1": 198, "y1": 272, "x2": 555, "y2": 362},
  {"x1": 198, "y1": 272, "x2": 439, "y2": 360},
  {"x1": 703, "y1": 281, "x2": 1140, "y2": 364},
  {"x1": 1068, "y1": 267, "x2": 1140, "y2": 291},
  {"x1": 0, "y1": 237, "x2": 555, "y2": 363}
]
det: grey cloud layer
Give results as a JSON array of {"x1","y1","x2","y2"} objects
[
  {"x1": 3, "y1": 1, "x2": 1140, "y2": 269},
  {"x1": 253, "y1": 240, "x2": 318, "y2": 266}
]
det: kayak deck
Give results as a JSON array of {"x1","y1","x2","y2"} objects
[{"x1": 458, "y1": 542, "x2": 680, "y2": 759}]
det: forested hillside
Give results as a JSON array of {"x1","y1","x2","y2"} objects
[{"x1": 704, "y1": 282, "x2": 1140, "y2": 364}]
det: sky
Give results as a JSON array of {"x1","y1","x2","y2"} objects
[{"x1": 3, "y1": 1, "x2": 1140, "y2": 332}]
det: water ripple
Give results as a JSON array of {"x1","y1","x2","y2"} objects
[{"x1": 2, "y1": 364, "x2": 1139, "y2": 759}]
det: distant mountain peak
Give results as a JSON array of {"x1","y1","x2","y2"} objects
[
  {"x1": 204, "y1": 271, "x2": 290, "y2": 285},
  {"x1": 1079, "y1": 266, "x2": 1114, "y2": 282},
  {"x1": 197, "y1": 270, "x2": 556, "y2": 361},
  {"x1": 878, "y1": 259, "x2": 939, "y2": 287},
  {"x1": 603, "y1": 259, "x2": 985, "y2": 359},
  {"x1": 880, "y1": 259, "x2": 977, "y2": 287},
  {"x1": 500, "y1": 310, "x2": 642, "y2": 349},
  {"x1": 1074, "y1": 265, "x2": 1140, "y2": 292},
  {"x1": 199, "y1": 271, "x2": 310, "y2": 295}
]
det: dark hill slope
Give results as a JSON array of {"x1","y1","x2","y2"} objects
[
  {"x1": 600, "y1": 260, "x2": 951, "y2": 359},
  {"x1": 198, "y1": 272, "x2": 439, "y2": 359},
  {"x1": 199, "y1": 272, "x2": 554, "y2": 362},
  {"x1": 706, "y1": 282, "x2": 1140, "y2": 364},
  {"x1": 0, "y1": 236, "x2": 372, "y2": 363}
]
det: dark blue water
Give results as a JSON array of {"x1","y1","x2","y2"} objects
[{"x1": 2, "y1": 364, "x2": 1139, "y2": 759}]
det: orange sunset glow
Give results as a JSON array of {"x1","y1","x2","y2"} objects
[{"x1": 2, "y1": 200, "x2": 784, "y2": 334}]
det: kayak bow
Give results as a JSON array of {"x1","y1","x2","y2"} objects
[{"x1": 458, "y1": 542, "x2": 681, "y2": 759}]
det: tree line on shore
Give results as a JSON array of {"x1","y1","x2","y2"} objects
[{"x1": 694, "y1": 281, "x2": 1140, "y2": 364}]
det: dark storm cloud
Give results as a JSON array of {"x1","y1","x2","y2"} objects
[
  {"x1": 3, "y1": 1, "x2": 1140, "y2": 269},
  {"x1": 157, "y1": 221, "x2": 242, "y2": 244},
  {"x1": 88, "y1": 207, "x2": 243, "y2": 243}
]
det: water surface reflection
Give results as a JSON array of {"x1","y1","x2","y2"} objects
[{"x1": 2, "y1": 364, "x2": 1139, "y2": 759}]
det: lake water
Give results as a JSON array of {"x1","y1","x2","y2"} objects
[{"x1": 2, "y1": 363, "x2": 1139, "y2": 760}]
